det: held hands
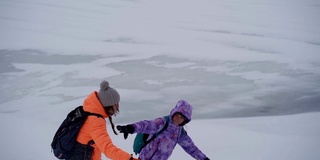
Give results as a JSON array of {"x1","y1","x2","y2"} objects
[
  {"x1": 130, "y1": 154, "x2": 139, "y2": 160},
  {"x1": 116, "y1": 125, "x2": 134, "y2": 139}
]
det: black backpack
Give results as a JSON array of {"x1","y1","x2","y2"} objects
[{"x1": 51, "y1": 106, "x2": 103, "y2": 160}]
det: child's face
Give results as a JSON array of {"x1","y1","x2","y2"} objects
[{"x1": 172, "y1": 113, "x2": 186, "y2": 126}]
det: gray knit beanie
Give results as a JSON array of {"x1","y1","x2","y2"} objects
[{"x1": 98, "y1": 80, "x2": 120, "y2": 107}]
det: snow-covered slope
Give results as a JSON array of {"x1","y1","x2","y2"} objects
[
  {"x1": 1, "y1": 111, "x2": 319, "y2": 160},
  {"x1": 0, "y1": 0, "x2": 320, "y2": 159}
]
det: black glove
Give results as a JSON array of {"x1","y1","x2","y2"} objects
[
  {"x1": 204, "y1": 158, "x2": 210, "y2": 160},
  {"x1": 116, "y1": 125, "x2": 134, "y2": 139}
]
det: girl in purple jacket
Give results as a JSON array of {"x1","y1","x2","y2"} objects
[{"x1": 117, "y1": 100, "x2": 210, "y2": 160}]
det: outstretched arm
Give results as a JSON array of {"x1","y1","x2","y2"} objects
[
  {"x1": 117, "y1": 117, "x2": 166, "y2": 139},
  {"x1": 178, "y1": 132, "x2": 210, "y2": 160}
]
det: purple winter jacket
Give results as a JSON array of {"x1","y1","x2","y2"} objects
[{"x1": 132, "y1": 100, "x2": 208, "y2": 160}]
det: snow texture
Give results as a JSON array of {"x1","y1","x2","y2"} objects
[{"x1": 0, "y1": 0, "x2": 320, "y2": 159}]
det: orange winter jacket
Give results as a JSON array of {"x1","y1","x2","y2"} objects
[{"x1": 77, "y1": 91, "x2": 132, "y2": 160}]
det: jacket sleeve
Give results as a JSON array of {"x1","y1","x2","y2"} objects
[
  {"x1": 132, "y1": 117, "x2": 166, "y2": 134},
  {"x1": 178, "y1": 131, "x2": 208, "y2": 160},
  {"x1": 90, "y1": 117, "x2": 131, "y2": 160}
]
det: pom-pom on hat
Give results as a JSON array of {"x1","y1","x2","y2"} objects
[{"x1": 98, "y1": 80, "x2": 120, "y2": 107}]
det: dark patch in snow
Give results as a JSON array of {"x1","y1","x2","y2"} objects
[{"x1": 0, "y1": 49, "x2": 102, "y2": 73}]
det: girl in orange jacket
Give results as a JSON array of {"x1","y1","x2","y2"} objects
[{"x1": 76, "y1": 80, "x2": 138, "y2": 160}]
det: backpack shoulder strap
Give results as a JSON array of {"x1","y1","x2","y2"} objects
[
  {"x1": 78, "y1": 106, "x2": 103, "y2": 145},
  {"x1": 77, "y1": 106, "x2": 103, "y2": 119},
  {"x1": 180, "y1": 127, "x2": 186, "y2": 138},
  {"x1": 155, "y1": 116, "x2": 185, "y2": 139},
  {"x1": 87, "y1": 112, "x2": 103, "y2": 118},
  {"x1": 146, "y1": 116, "x2": 170, "y2": 143},
  {"x1": 156, "y1": 116, "x2": 169, "y2": 135}
]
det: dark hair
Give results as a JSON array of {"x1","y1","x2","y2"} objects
[{"x1": 104, "y1": 106, "x2": 119, "y2": 135}]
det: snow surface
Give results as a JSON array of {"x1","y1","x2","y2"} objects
[{"x1": 0, "y1": 0, "x2": 320, "y2": 159}]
